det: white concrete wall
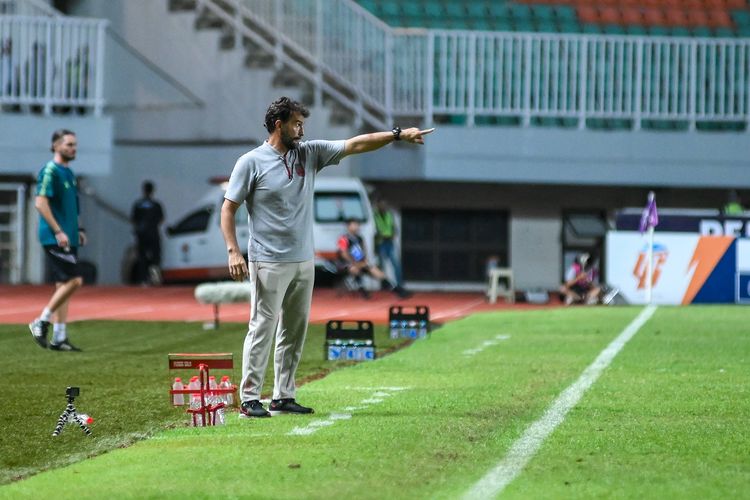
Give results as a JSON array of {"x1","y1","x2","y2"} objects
[{"x1": 0, "y1": 114, "x2": 113, "y2": 177}]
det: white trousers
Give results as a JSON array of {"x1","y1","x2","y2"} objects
[{"x1": 240, "y1": 260, "x2": 315, "y2": 402}]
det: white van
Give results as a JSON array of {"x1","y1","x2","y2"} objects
[{"x1": 160, "y1": 177, "x2": 375, "y2": 283}]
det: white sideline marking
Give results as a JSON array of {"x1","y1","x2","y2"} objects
[
  {"x1": 464, "y1": 305, "x2": 657, "y2": 499},
  {"x1": 287, "y1": 387, "x2": 406, "y2": 436},
  {"x1": 463, "y1": 334, "x2": 511, "y2": 357},
  {"x1": 431, "y1": 298, "x2": 487, "y2": 321}
]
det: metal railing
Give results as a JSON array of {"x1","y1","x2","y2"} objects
[
  {"x1": 0, "y1": 14, "x2": 108, "y2": 115},
  {"x1": 212, "y1": 0, "x2": 750, "y2": 130},
  {"x1": 401, "y1": 31, "x2": 750, "y2": 129}
]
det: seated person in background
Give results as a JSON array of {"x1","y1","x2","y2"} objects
[
  {"x1": 337, "y1": 219, "x2": 411, "y2": 299},
  {"x1": 560, "y1": 252, "x2": 601, "y2": 305}
]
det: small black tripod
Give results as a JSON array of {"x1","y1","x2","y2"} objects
[{"x1": 52, "y1": 386, "x2": 92, "y2": 437}]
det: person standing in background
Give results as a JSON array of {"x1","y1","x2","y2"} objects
[
  {"x1": 373, "y1": 196, "x2": 407, "y2": 292},
  {"x1": 723, "y1": 189, "x2": 745, "y2": 216},
  {"x1": 130, "y1": 180, "x2": 165, "y2": 285},
  {"x1": 28, "y1": 129, "x2": 86, "y2": 352}
]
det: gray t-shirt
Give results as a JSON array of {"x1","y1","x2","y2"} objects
[{"x1": 225, "y1": 139, "x2": 347, "y2": 262}]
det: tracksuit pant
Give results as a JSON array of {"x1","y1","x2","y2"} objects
[{"x1": 240, "y1": 260, "x2": 315, "y2": 402}]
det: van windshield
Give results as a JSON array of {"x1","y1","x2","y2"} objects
[
  {"x1": 169, "y1": 206, "x2": 213, "y2": 235},
  {"x1": 314, "y1": 192, "x2": 367, "y2": 223}
]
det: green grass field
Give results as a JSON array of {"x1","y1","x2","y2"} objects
[{"x1": 1, "y1": 306, "x2": 748, "y2": 499}]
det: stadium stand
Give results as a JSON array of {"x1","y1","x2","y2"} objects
[
  {"x1": 357, "y1": 0, "x2": 750, "y2": 131},
  {"x1": 357, "y1": 0, "x2": 750, "y2": 37}
]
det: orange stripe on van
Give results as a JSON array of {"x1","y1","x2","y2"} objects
[
  {"x1": 315, "y1": 251, "x2": 339, "y2": 261},
  {"x1": 162, "y1": 267, "x2": 229, "y2": 282}
]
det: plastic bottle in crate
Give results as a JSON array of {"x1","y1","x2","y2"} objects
[
  {"x1": 345, "y1": 342, "x2": 359, "y2": 361},
  {"x1": 172, "y1": 377, "x2": 185, "y2": 406},
  {"x1": 188, "y1": 375, "x2": 200, "y2": 392},
  {"x1": 328, "y1": 339, "x2": 343, "y2": 360},
  {"x1": 219, "y1": 375, "x2": 234, "y2": 405},
  {"x1": 389, "y1": 320, "x2": 399, "y2": 339},
  {"x1": 363, "y1": 339, "x2": 375, "y2": 360},
  {"x1": 189, "y1": 393, "x2": 203, "y2": 426},
  {"x1": 208, "y1": 376, "x2": 218, "y2": 402},
  {"x1": 407, "y1": 320, "x2": 417, "y2": 338},
  {"x1": 419, "y1": 320, "x2": 428, "y2": 338}
]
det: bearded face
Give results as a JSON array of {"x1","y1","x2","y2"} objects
[
  {"x1": 279, "y1": 112, "x2": 305, "y2": 150},
  {"x1": 280, "y1": 125, "x2": 299, "y2": 150},
  {"x1": 55, "y1": 134, "x2": 77, "y2": 162}
]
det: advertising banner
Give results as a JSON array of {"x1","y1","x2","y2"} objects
[{"x1": 606, "y1": 231, "x2": 749, "y2": 305}]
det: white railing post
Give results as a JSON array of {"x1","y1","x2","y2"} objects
[
  {"x1": 523, "y1": 34, "x2": 532, "y2": 127},
  {"x1": 314, "y1": 0, "x2": 323, "y2": 107},
  {"x1": 273, "y1": 0, "x2": 283, "y2": 70},
  {"x1": 424, "y1": 32, "x2": 434, "y2": 126},
  {"x1": 466, "y1": 33, "x2": 476, "y2": 127},
  {"x1": 634, "y1": 37, "x2": 643, "y2": 131},
  {"x1": 384, "y1": 30, "x2": 393, "y2": 126},
  {"x1": 94, "y1": 20, "x2": 106, "y2": 116},
  {"x1": 578, "y1": 37, "x2": 588, "y2": 130},
  {"x1": 43, "y1": 17, "x2": 52, "y2": 114},
  {"x1": 689, "y1": 39, "x2": 697, "y2": 131},
  {"x1": 233, "y1": 0, "x2": 241, "y2": 52}
]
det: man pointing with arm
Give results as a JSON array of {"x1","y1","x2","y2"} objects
[{"x1": 220, "y1": 96, "x2": 433, "y2": 418}]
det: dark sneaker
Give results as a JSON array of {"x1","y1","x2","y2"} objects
[
  {"x1": 49, "y1": 340, "x2": 82, "y2": 352},
  {"x1": 29, "y1": 319, "x2": 50, "y2": 349},
  {"x1": 239, "y1": 400, "x2": 270, "y2": 418},
  {"x1": 269, "y1": 399, "x2": 314, "y2": 415}
]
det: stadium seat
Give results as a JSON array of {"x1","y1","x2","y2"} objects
[
  {"x1": 664, "y1": 8, "x2": 690, "y2": 27},
  {"x1": 627, "y1": 25, "x2": 649, "y2": 35},
  {"x1": 401, "y1": 3, "x2": 423, "y2": 19},
  {"x1": 444, "y1": 2, "x2": 466, "y2": 19},
  {"x1": 599, "y1": 7, "x2": 621, "y2": 25},
  {"x1": 536, "y1": 20, "x2": 559, "y2": 32},
  {"x1": 466, "y1": 2, "x2": 487, "y2": 19},
  {"x1": 583, "y1": 24, "x2": 603, "y2": 34},
  {"x1": 691, "y1": 26, "x2": 713, "y2": 36},
  {"x1": 533, "y1": 5, "x2": 556, "y2": 21},
  {"x1": 509, "y1": 4, "x2": 534, "y2": 21},
  {"x1": 713, "y1": 26, "x2": 735, "y2": 37},
  {"x1": 554, "y1": 6, "x2": 577, "y2": 23},
  {"x1": 603, "y1": 24, "x2": 627, "y2": 34},
  {"x1": 378, "y1": 1, "x2": 400, "y2": 18},
  {"x1": 577, "y1": 6, "x2": 598, "y2": 24},
  {"x1": 732, "y1": 10, "x2": 750, "y2": 26},
  {"x1": 621, "y1": 8, "x2": 643, "y2": 26}
]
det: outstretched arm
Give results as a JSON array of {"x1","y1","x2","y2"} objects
[{"x1": 344, "y1": 127, "x2": 435, "y2": 156}]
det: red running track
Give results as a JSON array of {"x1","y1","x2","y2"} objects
[{"x1": 0, "y1": 285, "x2": 558, "y2": 326}]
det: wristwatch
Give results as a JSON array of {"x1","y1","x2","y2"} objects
[{"x1": 391, "y1": 126, "x2": 401, "y2": 141}]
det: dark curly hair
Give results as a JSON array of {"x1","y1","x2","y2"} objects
[{"x1": 264, "y1": 97, "x2": 310, "y2": 133}]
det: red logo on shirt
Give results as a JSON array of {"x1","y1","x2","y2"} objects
[{"x1": 295, "y1": 164, "x2": 305, "y2": 177}]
